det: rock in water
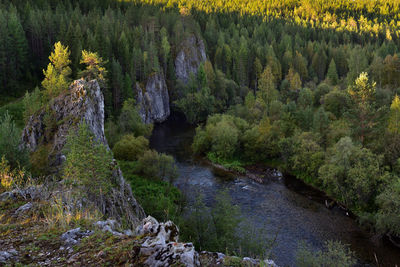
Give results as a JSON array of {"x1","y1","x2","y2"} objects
[
  {"x1": 175, "y1": 34, "x2": 206, "y2": 84},
  {"x1": 136, "y1": 72, "x2": 170, "y2": 123},
  {"x1": 21, "y1": 79, "x2": 145, "y2": 228}
]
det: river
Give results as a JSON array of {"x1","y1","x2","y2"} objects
[{"x1": 150, "y1": 114, "x2": 400, "y2": 266}]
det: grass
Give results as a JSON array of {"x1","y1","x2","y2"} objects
[
  {"x1": 118, "y1": 160, "x2": 184, "y2": 222},
  {"x1": 207, "y1": 152, "x2": 246, "y2": 174}
]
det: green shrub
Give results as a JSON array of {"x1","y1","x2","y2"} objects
[
  {"x1": 295, "y1": 240, "x2": 356, "y2": 267},
  {"x1": 113, "y1": 135, "x2": 149, "y2": 161},
  {"x1": 375, "y1": 174, "x2": 400, "y2": 236},
  {"x1": 118, "y1": 99, "x2": 153, "y2": 137},
  {"x1": 119, "y1": 160, "x2": 183, "y2": 222},
  {"x1": 135, "y1": 149, "x2": 178, "y2": 183},
  {"x1": 22, "y1": 87, "x2": 43, "y2": 122},
  {"x1": 0, "y1": 112, "x2": 29, "y2": 168}
]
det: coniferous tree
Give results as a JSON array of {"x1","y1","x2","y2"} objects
[
  {"x1": 347, "y1": 72, "x2": 377, "y2": 145},
  {"x1": 327, "y1": 59, "x2": 339, "y2": 85},
  {"x1": 388, "y1": 95, "x2": 400, "y2": 135},
  {"x1": 42, "y1": 42, "x2": 72, "y2": 99}
]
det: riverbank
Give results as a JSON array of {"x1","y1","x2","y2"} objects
[{"x1": 150, "y1": 116, "x2": 400, "y2": 266}]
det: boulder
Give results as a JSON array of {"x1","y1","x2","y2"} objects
[
  {"x1": 136, "y1": 216, "x2": 199, "y2": 267},
  {"x1": 175, "y1": 34, "x2": 206, "y2": 84},
  {"x1": 136, "y1": 73, "x2": 170, "y2": 123},
  {"x1": 60, "y1": 228, "x2": 93, "y2": 248}
]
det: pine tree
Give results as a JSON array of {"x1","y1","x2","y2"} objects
[
  {"x1": 257, "y1": 66, "x2": 278, "y2": 108},
  {"x1": 327, "y1": 59, "x2": 339, "y2": 85},
  {"x1": 80, "y1": 50, "x2": 107, "y2": 83},
  {"x1": 286, "y1": 67, "x2": 302, "y2": 91},
  {"x1": 347, "y1": 72, "x2": 376, "y2": 145},
  {"x1": 311, "y1": 48, "x2": 327, "y2": 81},
  {"x1": 388, "y1": 95, "x2": 400, "y2": 135},
  {"x1": 6, "y1": 7, "x2": 28, "y2": 92},
  {"x1": 42, "y1": 42, "x2": 71, "y2": 99},
  {"x1": 160, "y1": 27, "x2": 171, "y2": 75},
  {"x1": 253, "y1": 57, "x2": 262, "y2": 93}
]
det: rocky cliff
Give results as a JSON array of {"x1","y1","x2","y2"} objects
[
  {"x1": 0, "y1": 78, "x2": 279, "y2": 267},
  {"x1": 175, "y1": 34, "x2": 207, "y2": 84},
  {"x1": 136, "y1": 72, "x2": 170, "y2": 124},
  {"x1": 21, "y1": 79, "x2": 145, "y2": 227}
]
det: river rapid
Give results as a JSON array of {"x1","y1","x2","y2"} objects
[{"x1": 150, "y1": 114, "x2": 400, "y2": 266}]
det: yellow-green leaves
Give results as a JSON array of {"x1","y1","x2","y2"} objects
[
  {"x1": 42, "y1": 42, "x2": 71, "y2": 99},
  {"x1": 388, "y1": 95, "x2": 400, "y2": 135},
  {"x1": 80, "y1": 50, "x2": 107, "y2": 82}
]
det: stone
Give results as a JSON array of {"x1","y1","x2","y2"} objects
[
  {"x1": 60, "y1": 228, "x2": 93, "y2": 247},
  {"x1": 15, "y1": 202, "x2": 33, "y2": 214},
  {"x1": 175, "y1": 34, "x2": 206, "y2": 84},
  {"x1": 94, "y1": 219, "x2": 123, "y2": 236},
  {"x1": 135, "y1": 216, "x2": 199, "y2": 267},
  {"x1": 136, "y1": 72, "x2": 170, "y2": 124},
  {"x1": 0, "y1": 249, "x2": 18, "y2": 264}
]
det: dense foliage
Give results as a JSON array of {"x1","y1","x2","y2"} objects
[
  {"x1": 63, "y1": 122, "x2": 114, "y2": 196},
  {"x1": 1, "y1": 0, "x2": 400, "y2": 262}
]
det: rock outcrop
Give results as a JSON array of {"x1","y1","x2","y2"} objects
[
  {"x1": 21, "y1": 79, "x2": 145, "y2": 228},
  {"x1": 135, "y1": 216, "x2": 199, "y2": 267},
  {"x1": 22, "y1": 79, "x2": 107, "y2": 166},
  {"x1": 175, "y1": 34, "x2": 207, "y2": 84},
  {"x1": 136, "y1": 73, "x2": 170, "y2": 123}
]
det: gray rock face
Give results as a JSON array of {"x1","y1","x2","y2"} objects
[
  {"x1": 137, "y1": 73, "x2": 170, "y2": 123},
  {"x1": 175, "y1": 35, "x2": 207, "y2": 84},
  {"x1": 60, "y1": 228, "x2": 93, "y2": 247},
  {"x1": 22, "y1": 79, "x2": 107, "y2": 168},
  {"x1": 21, "y1": 79, "x2": 145, "y2": 228},
  {"x1": 135, "y1": 216, "x2": 199, "y2": 267}
]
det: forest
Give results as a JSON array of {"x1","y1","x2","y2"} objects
[{"x1": 1, "y1": 0, "x2": 400, "y2": 265}]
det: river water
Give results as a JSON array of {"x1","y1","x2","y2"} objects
[{"x1": 150, "y1": 115, "x2": 400, "y2": 266}]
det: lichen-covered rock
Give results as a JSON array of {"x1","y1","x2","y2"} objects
[
  {"x1": 136, "y1": 73, "x2": 170, "y2": 123},
  {"x1": 175, "y1": 34, "x2": 206, "y2": 84},
  {"x1": 14, "y1": 202, "x2": 33, "y2": 215},
  {"x1": 60, "y1": 228, "x2": 93, "y2": 248},
  {"x1": 20, "y1": 79, "x2": 145, "y2": 228},
  {"x1": 0, "y1": 249, "x2": 18, "y2": 264},
  {"x1": 22, "y1": 79, "x2": 107, "y2": 168},
  {"x1": 135, "y1": 216, "x2": 199, "y2": 267}
]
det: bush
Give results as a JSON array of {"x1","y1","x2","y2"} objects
[
  {"x1": 119, "y1": 160, "x2": 183, "y2": 222},
  {"x1": 319, "y1": 137, "x2": 382, "y2": 212},
  {"x1": 375, "y1": 174, "x2": 400, "y2": 236},
  {"x1": 136, "y1": 150, "x2": 178, "y2": 183},
  {"x1": 118, "y1": 99, "x2": 153, "y2": 137},
  {"x1": 0, "y1": 112, "x2": 29, "y2": 168},
  {"x1": 192, "y1": 114, "x2": 249, "y2": 161},
  {"x1": 0, "y1": 156, "x2": 27, "y2": 192},
  {"x1": 113, "y1": 135, "x2": 149, "y2": 161},
  {"x1": 295, "y1": 240, "x2": 356, "y2": 267}
]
